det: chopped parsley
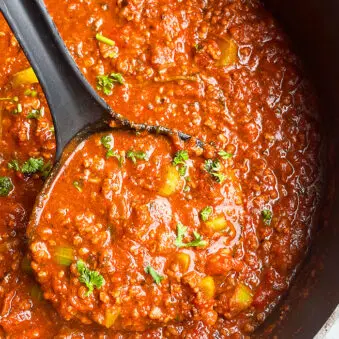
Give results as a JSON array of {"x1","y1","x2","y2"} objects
[
  {"x1": 172, "y1": 150, "x2": 189, "y2": 177},
  {"x1": 261, "y1": 209, "x2": 272, "y2": 225},
  {"x1": 12, "y1": 103, "x2": 22, "y2": 115},
  {"x1": 0, "y1": 96, "x2": 18, "y2": 102},
  {"x1": 145, "y1": 266, "x2": 164, "y2": 285},
  {"x1": 21, "y1": 157, "x2": 45, "y2": 175},
  {"x1": 24, "y1": 89, "x2": 38, "y2": 97},
  {"x1": 8, "y1": 158, "x2": 50, "y2": 177},
  {"x1": 126, "y1": 150, "x2": 148, "y2": 164},
  {"x1": 204, "y1": 159, "x2": 225, "y2": 183},
  {"x1": 100, "y1": 135, "x2": 124, "y2": 165},
  {"x1": 96, "y1": 73, "x2": 124, "y2": 95},
  {"x1": 95, "y1": 33, "x2": 115, "y2": 46},
  {"x1": 73, "y1": 181, "x2": 83, "y2": 192},
  {"x1": 0, "y1": 177, "x2": 13, "y2": 197},
  {"x1": 175, "y1": 223, "x2": 207, "y2": 248},
  {"x1": 218, "y1": 150, "x2": 233, "y2": 159},
  {"x1": 27, "y1": 108, "x2": 44, "y2": 119},
  {"x1": 76, "y1": 260, "x2": 105, "y2": 296},
  {"x1": 100, "y1": 134, "x2": 113, "y2": 150},
  {"x1": 8, "y1": 160, "x2": 20, "y2": 171},
  {"x1": 106, "y1": 149, "x2": 124, "y2": 166},
  {"x1": 200, "y1": 206, "x2": 213, "y2": 222}
]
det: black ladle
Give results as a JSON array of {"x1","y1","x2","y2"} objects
[{"x1": 0, "y1": 0, "x2": 194, "y2": 161}]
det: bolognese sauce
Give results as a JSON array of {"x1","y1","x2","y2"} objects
[{"x1": 0, "y1": 0, "x2": 321, "y2": 337}]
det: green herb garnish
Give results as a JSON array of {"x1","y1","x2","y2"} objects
[
  {"x1": 0, "y1": 96, "x2": 18, "y2": 102},
  {"x1": 173, "y1": 150, "x2": 189, "y2": 177},
  {"x1": 27, "y1": 108, "x2": 44, "y2": 119},
  {"x1": 126, "y1": 150, "x2": 148, "y2": 164},
  {"x1": 21, "y1": 157, "x2": 45, "y2": 175},
  {"x1": 261, "y1": 209, "x2": 272, "y2": 225},
  {"x1": 175, "y1": 223, "x2": 207, "y2": 248},
  {"x1": 100, "y1": 135, "x2": 113, "y2": 150},
  {"x1": 218, "y1": 150, "x2": 233, "y2": 159},
  {"x1": 96, "y1": 73, "x2": 124, "y2": 95},
  {"x1": 73, "y1": 181, "x2": 83, "y2": 192},
  {"x1": 8, "y1": 160, "x2": 20, "y2": 171},
  {"x1": 106, "y1": 149, "x2": 124, "y2": 166},
  {"x1": 200, "y1": 206, "x2": 213, "y2": 222},
  {"x1": 0, "y1": 177, "x2": 13, "y2": 196},
  {"x1": 95, "y1": 33, "x2": 115, "y2": 46},
  {"x1": 76, "y1": 260, "x2": 105, "y2": 296},
  {"x1": 24, "y1": 89, "x2": 38, "y2": 97},
  {"x1": 145, "y1": 266, "x2": 164, "y2": 285},
  {"x1": 204, "y1": 159, "x2": 225, "y2": 183}
]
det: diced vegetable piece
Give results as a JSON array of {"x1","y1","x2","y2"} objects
[
  {"x1": 217, "y1": 37, "x2": 238, "y2": 67},
  {"x1": 31, "y1": 285, "x2": 44, "y2": 301},
  {"x1": 206, "y1": 215, "x2": 228, "y2": 231},
  {"x1": 230, "y1": 283, "x2": 253, "y2": 312},
  {"x1": 0, "y1": 176, "x2": 13, "y2": 196},
  {"x1": 159, "y1": 166, "x2": 181, "y2": 196},
  {"x1": 55, "y1": 247, "x2": 73, "y2": 266},
  {"x1": 174, "y1": 253, "x2": 190, "y2": 272},
  {"x1": 11, "y1": 67, "x2": 39, "y2": 87},
  {"x1": 21, "y1": 256, "x2": 33, "y2": 274},
  {"x1": 104, "y1": 307, "x2": 121, "y2": 328},
  {"x1": 199, "y1": 276, "x2": 215, "y2": 299}
]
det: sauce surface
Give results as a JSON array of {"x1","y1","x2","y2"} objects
[{"x1": 0, "y1": 0, "x2": 321, "y2": 337}]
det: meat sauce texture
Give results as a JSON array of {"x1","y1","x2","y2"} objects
[
  {"x1": 29, "y1": 131, "x2": 244, "y2": 331},
  {"x1": 0, "y1": 0, "x2": 321, "y2": 338}
]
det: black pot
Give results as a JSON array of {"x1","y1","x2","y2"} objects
[{"x1": 256, "y1": 0, "x2": 339, "y2": 337}]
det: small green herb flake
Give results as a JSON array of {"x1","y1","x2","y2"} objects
[
  {"x1": 27, "y1": 108, "x2": 44, "y2": 119},
  {"x1": 12, "y1": 103, "x2": 22, "y2": 115},
  {"x1": 73, "y1": 181, "x2": 83, "y2": 192},
  {"x1": 96, "y1": 33, "x2": 115, "y2": 46},
  {"x1": 8, "y1": 160, "x2": 20, "y2": 171},
  {"x1": 0, "y1": 177, "x2": 13, "y2": 197},
  {"x1": 24, "y1": 89, "x2": 38, "y2": 97},
  {"x1": 200, "y1": 206, "x2": 213, "y2": 222},
  {"x1": 173, "y1": 150, "x2": 189, "y2": 177},
  {"x1": 145, "y1": 266, "x2": 164, "y2": 285},
  {"x1": 41, "y1": 161, "x2": 52, "y2": 178},
  {"x1": 204, "y1": 159, "x2": 226, "y2": 183},
  {"x1": 0, "y1": 97, "x2": 18, "y2": 102},
  {"x1": 173, "y1": 150, "x2": 189, "y2": 166},
  {"x1": 126, "y1": 150, "x2": 148, "y2": 164},
  {"x1": 218, "y1": 150, "x2": 233, "y2": 159},
  {"x1": 106, "y1": 149, "x2": 124, "y2": 166},
  {"x1": 100, "y1": 135, "x2": 113, "y2": 150},
  {"x1": 175, "y1": 223, "x2": 207, "y2": 248},
  {"x1": 261, "y1": 209, "x2": 272, "y2": 225},
  {"x1": 76, "y1": 260, "x2": 105, "y2": 296},
  {"x1": 96, "y1": 73, "x2": 124, "y2": 95},
  {"x1": 21, "y1": 157, "x2": 45, "y2": 175}
]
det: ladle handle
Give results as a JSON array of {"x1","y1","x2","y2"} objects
[{"x1": 0, "y1": 0, "x2": 111, "y2": 159}]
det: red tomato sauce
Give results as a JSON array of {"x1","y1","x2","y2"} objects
[{"x1": 0, "y1": 0, "x2": 321, "y2": 337}]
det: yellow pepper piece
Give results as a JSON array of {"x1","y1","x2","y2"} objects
[
  {"x1": 174, "y1": 252, "x2": 190, "y2": 272},
  {"x1": 159, "y1": 166, "x2": 181, "y2": 196},
  {"x1": 199, "y1": 276, "x2": 215, "y2": 299},
  {"x1": 217, "y1": 37, "x2": 238, "y2": 67},
  {"x1": 11, "y1": 67, "x2": 39, "y2": 87},
  {"x1": 206, "y1": 215, "x2": 228, "y2": 231},
  {"x1": 104, "y1": 307, "x2": 120, "y2": 328},
  {"x1": 230, "y1": 283, "x2": 253, "y2": 311}
]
